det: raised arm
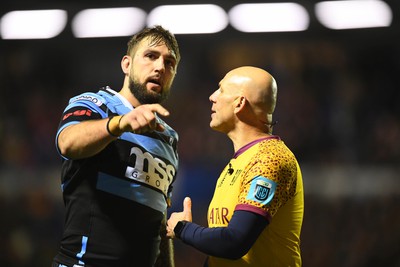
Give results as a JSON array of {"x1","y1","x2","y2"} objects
[{"x1": 57, "y1": 103, "x2": 170, "y2": 159}]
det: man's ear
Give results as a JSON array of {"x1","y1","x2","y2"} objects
[
  {"x1": 121, "y1": 55, "x2": 131, "y2": 75},
  {"x1": 234, "y1": 96, "x2": 246, "y2": 114}
]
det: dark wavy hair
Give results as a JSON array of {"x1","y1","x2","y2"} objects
[{"x1": 127, "y1": 25, "x2": 181, "y2": 65}]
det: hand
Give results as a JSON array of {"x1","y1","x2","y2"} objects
[
  {"x1": 120, "y1": 104, "x2": 170, "y2": 134},
  {"x1": 167, "y1": 197, "x2": 192, "y2": 238}
]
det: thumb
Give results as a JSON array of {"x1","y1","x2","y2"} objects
[{"x1": 183, "y1": 197, "x2": 192, "y2": 221}]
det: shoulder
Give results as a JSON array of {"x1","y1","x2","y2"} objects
[
  {"x1": 258, "y1": 138, "x2": 295, "y2": 160},
  {"x1": 65, "y1": 88, "x2": 121, "y2": 116},
  {"x1": 248, "y1": 139, "x2": 298, "y2": 177},
  {"x1": 68, "y1": 91, "x2": 107, "y2": 107}
]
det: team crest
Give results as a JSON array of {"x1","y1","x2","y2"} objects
[
  {"x1": 254, "y1": 180, "x2": 271, "y2": 201},
  {"x1": 247, "y1": 176, "x2": 276, "y2": 205}
]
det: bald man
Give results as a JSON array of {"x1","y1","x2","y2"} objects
[{"x1": 167, "y1": 66, "x2": 304, "y2": 267}]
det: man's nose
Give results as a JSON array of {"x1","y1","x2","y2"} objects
[
  {"x1": 154, "y1": 58, "x2": 165, "y2": 73},
  {"x1": 209, "y1": 90, "x2": 218, "y2": 102}
]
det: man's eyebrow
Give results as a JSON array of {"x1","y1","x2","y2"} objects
[
  {"x1": 143, "y1": 48, "x2": 159, "y2": 54},
  {"x1": 166, "y1": 54, "x2": 177, "y2": 61},
  {"x1": 144, "y1": 48, "x2": 177, "y2": 60}
]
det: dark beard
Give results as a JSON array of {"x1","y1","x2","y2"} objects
[{"x1": 129, "y1": 77, "x2": 167, "y2": 104}]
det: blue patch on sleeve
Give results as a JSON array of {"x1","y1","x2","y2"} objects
[{"x1": 246, "y1": 176, "x2": 277, "y2": 205}]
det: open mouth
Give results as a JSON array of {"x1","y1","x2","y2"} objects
[
  {"x1": 147, "y1": 78, "x2": 162, "y2": 92},
  {"x1": 147, "y1": 75, "x2": 162, "y2": 86},
  {"x1": 148, "y1": 78, "x2": 161, "y2": 86}
]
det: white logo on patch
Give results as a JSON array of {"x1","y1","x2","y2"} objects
[
  {"x1": 72, "y1": 94, "x2": 103, "y2": 106},
  {"x1": 254, "y1": 180, "x2": 272, "y2": 201},
  {"x1": 247, "y1": 176, "x2": 276, "y2": 205}
]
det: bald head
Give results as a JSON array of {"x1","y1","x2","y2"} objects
[
  {"x1": 209, "y1": 66, "x2": 278, "y2": 135},
  {"x1": 225, "y1": 66, "x2": 277, "y2": 123}
]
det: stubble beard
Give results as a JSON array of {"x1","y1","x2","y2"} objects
[{"x1": 128, "y1": 77, "x2": 168, "y2": 104}]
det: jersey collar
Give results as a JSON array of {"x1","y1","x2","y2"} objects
[
  {"x1": 233, "y1": 135, "x2": 280, "y2": 159},
  {"x1": 106, "y1": 87, "x2": 134, "y2": 111}
]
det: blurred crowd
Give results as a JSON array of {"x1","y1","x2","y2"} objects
[{"x1": 0, "y1": 34, "x2": 399, "y2": 266}]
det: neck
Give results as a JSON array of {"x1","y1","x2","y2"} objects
[
  {"x1": 119, "y1": 86, "x2": 141, "y2": 107},
  {"x1": 228, "y1": 125, "x2": 271, "y2": 153}
]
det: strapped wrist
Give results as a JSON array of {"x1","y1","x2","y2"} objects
[
  {"x1": 174, "y1": 220, "x2": 188, "y2": 239},
  {"x1": 106, "y1": 115, "x2": 124, "y2": 137}
]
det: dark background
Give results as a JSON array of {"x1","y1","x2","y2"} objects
[{"x1": 1, "y1": 1, "x2": 399, "y2": 266}]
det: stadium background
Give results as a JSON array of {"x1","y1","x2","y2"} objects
[{"x1": 0, "y1": 1, "x2": 399, "y2": 266}]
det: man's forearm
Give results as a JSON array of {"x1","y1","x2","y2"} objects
[{"x1": 57, "y1": 119, "x2": 116, "y2": 159}]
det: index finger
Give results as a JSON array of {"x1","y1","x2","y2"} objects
[{"x1": 148, "y1": 104, "x2": 170, "y2": 117}]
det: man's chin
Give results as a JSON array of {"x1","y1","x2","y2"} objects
[
  {"x1": 149, "y1": 93, "x2": 167, "y2": 104},
  {"x1": 210, "y1": 123, "x2": 227, "y2": 134},
  {"x1": 210, "y1": 123, "x2": 219, "y2": 131},
  {"x1": 147, "y1": 84, "x2": 162, "y2": 94}
]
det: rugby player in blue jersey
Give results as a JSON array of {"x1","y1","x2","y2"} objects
[{"x1": 53, "y1": 25, "x2": 180, "y2": 267}]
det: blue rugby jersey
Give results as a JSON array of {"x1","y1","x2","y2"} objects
[{"x1": 54, "y1": 87, "x2": 179, "y2": 267}]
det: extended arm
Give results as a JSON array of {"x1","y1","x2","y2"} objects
[
  {"x1": 167, "y1": 198, "x2": 268, "y2": 260},
  {"x1": 180, "y1": 210, "x2": 267, "y2": 259},
  {"x1": 57, "y1": 103, "x2": 170, "y2": 159}
]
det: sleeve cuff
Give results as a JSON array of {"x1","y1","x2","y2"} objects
[{"x1": 174, "y1": 220, "x2": 188, "y2": 239}]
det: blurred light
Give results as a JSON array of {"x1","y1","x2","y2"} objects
[
  {"x1": 72, "y1": 7, "x2": 146, "y2": 38},
  {"x1": 147, "y1": 4, "x2": 228, "y2": 34},
  {"x1": 229, "y1": 3, "x2": 309, "y2": 32},
  {"x1": 315, "y1": 0, "x2": 392, "y2": 29},
  {"x1": 0, "y1": 9, "x2": 67, "y2": 39}
]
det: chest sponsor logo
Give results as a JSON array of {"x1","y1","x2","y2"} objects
[
  {"x1": 208, "y1": 207, "x2": 230, "y2": 225},
  {"x1": 125, "y1": 146, "x2": 176, "y2": 197}
]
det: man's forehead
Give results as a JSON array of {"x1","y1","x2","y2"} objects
[
  {"x1": 137, "y1": 37, "x2": 160, "y2": 49},
  {"x1": 219, "y1": 75, "x2": 250, "y2": 95},
  {"x1": 137, "y1": 38, "x2": 176, "y2": 58},
  {"x1": 224, "y1": 74, "x2": 251, "y2": 86}
]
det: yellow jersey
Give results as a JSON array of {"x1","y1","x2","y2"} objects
[{"x1": 207, "y1": 136, "x2": 304, "y2": 267}]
